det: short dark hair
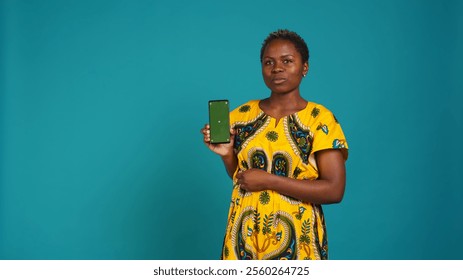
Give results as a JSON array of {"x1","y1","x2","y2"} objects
[{"x1": 260, "y1": 29, "x2": 309, "y2": 63}]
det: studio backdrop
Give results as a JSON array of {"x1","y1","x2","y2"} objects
[{"x1": 1, "y1": 0, "x2": 462, "y2": 259}]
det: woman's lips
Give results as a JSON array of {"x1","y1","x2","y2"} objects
[{"x1": 272, "y1": 77, "x2": 286, "y2": 84}]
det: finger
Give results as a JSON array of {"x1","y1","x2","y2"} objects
[
  {"x1": 201, "y1": 124, "x2": 209, "y2": 132},
  {"x1": 201, "y1": 128, "x2": 211, "y2": 136},
  {"x1": 230, "y1": 125, "x2": 237, "y2": 135}
]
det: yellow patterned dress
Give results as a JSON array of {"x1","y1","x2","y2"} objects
[{"x1": 221, "y1": 100, "x2": 348, "y2": 260}]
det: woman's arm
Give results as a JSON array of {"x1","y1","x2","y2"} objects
[
  {"x1": 220, "y1": 153, "x2": 238, "y2": 179},
  {"x1": 201, "y1": 124, "x2": 238, "y2": 179},
  {"x1": 236, "y1": 149, "x2": 346, "y2": 204}
]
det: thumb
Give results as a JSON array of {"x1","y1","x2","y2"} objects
[{"x1": 229, "y1": 127, "x2": 236, "y2": 142}]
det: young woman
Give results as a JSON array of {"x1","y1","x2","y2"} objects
[{"x1": 201, "y1": 30, "x2": 348, "y2": 260}]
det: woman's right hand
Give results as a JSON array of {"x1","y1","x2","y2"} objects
[{"x1": 201, "y1": 124, "x2": 235, "y2": 157}]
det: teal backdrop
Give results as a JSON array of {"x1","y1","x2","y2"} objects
[{"x1": 1, "y1": 0, "x2": 462, "y2": 259}]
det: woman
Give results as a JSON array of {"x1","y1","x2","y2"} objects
[{"x1": 201, "y1": 29, "x2": 348, "y2": 260}]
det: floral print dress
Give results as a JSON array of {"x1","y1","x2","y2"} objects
[{"x1": 221, "y1": 100, "x2": 348, "y2": 260}]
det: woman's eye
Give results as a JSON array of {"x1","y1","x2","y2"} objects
[
  {"x1": 264, "y1": 60, "x2": 273, "y2": 65},
  {"x1": 283, "y1": 59, "x2": 292, "y2": 64}
]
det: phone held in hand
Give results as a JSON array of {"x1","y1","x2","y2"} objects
[{"x1": 208, "y1": 100, "x2": 230, "y2": 144}]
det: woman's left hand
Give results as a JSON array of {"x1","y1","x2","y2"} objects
[{"x1": 236, "y1": 169, "x2": 272, "y2": 192}]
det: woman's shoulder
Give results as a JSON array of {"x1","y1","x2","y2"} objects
[
  {"x1": 231, "y1": 100, "x2": 260, "y2": 113},
  {"x1": 302, "y1": 101, "x2": 333, "y2": 119},
  {"x1": 230, "y1": 100, "x2": 262, "y2": 122}
]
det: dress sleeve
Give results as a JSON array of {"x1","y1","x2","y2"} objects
[{"x1": 310, "y1": 106, "x2": 349, "y2": 160}]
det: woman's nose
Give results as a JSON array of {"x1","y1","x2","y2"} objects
[{"x1": 271, "y1": 63, "x2": 284, "y2": 73}]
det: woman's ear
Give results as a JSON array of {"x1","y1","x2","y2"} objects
[{"x1": 303, "y1": 62, "x2": 309, "y2": 77}]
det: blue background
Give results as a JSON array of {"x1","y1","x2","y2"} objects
[{"x1": 1, "y1": 0, "x2": 462, "y2": 259}]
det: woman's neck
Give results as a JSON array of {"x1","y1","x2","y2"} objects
[{"x1": 259, "y1": 92, "x2": 308, "y2": 121}]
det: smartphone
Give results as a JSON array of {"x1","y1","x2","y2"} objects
[{"x1": 208, "y1": 100, "x2": 230, "y2": 144}]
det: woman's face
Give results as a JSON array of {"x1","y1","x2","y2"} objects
[{"x1": 261, "y1": 39, "x2": 308, "y2": 95}]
